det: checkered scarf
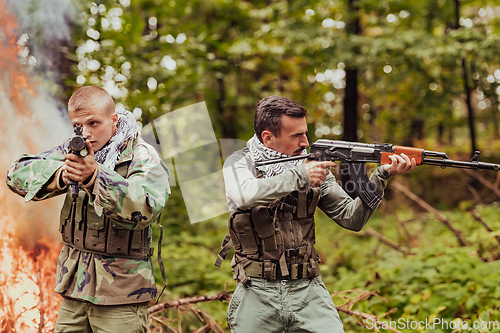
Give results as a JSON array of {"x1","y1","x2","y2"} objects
[
  {"x1": 94, "y1": 110, "x2": 140, "y2": 169},
  {"x1": 248, "y1": 134, "x2": 306, "y2": 178}
]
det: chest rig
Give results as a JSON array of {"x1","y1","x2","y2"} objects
[
  {"x1": 59, "y1": 162, "x2": 151, "y2": 259},
  {"x1": 216, "y1": 183, "x2": 322, "y2": 284}
]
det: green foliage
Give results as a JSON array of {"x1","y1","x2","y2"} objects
[
  {"x1": 317, "y1": 203, "x2": 500, "y2": 332},
  {"x1": 68, "y1": 0, "x2": 500, "y2": 152}
]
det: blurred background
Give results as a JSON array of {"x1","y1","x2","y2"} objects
[{"x1": 3, "y1": 0, "x2": 500, "y2": 332}]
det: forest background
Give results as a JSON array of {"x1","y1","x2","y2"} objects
[{"x1": 5, "y1": 0, "x2": 500, "y2": 332}]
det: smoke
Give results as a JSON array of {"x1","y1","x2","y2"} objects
[
  {"x1": 0, "y1": 0, "x2": 76, "y2": 243},
  {"x1": 4, "y1": 0, "x2": 77, "y2": 79}
]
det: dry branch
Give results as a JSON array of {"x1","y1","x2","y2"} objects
[
  {"x1": 466, "y1": 185, "x2": 483, "y2": 204},
  {"x1": 148, "y1": 291, "x2": 232, "y2": 316},
  {"x1": 494, "y1": 171, "x2": 500, "y2": 189},
  {"x1": 380, "y1": 203, "x2": 419, "y2": 248},
  {"x1": 332, "y1": 289, "x2": 402, "y2": 333},
  {"x1": 464, "y1": 169, "x2": 500, "y2": 198},
  {"x1": 470, "y1": 209, "x2": 500, "y2": 244},
  {"x1": 358, "y1": 228, "x2": 414, "y2": 255},
  {"x1": 390, "y1": 180, "x2": 467, "y2": 247}
]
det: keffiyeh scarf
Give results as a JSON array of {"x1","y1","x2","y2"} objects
[
  {"x1": 248, "y1": 134, "x2": 306, "y2": 178},
  {"x1": 94, "y1": 109, "x2": 140, "y2": 170}
]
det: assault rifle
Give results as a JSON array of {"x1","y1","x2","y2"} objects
[
  {"x1": 68, "y1": 124, "x2": 88, "y2": 198},
  {"x1": 255, "y1": 140, "x2": 500, "y2": 210}
]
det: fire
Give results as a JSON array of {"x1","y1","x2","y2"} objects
[
  {"x1": 0, "y1": 0, "x2": 63, "y2": 331},
  {"x1": 0, "y1": 216, "x2": 61, "y2": 332}
]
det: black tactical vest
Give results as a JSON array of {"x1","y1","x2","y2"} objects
[
  {"x1": 216, "y1": 186, "x2": 322, "y2": 284},
  {"x1": 59, "y1": 162, "x2": 151, "y2": 259}
]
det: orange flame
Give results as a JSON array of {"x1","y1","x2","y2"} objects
[
  {"x1": 0, "y1": 0, "x2": 37, "y2": 115},
  {"x1": 0, "y1": 0, "x2": 62, "y2": 331},
  {"x1": 0, "y1": 221, "x2": 61, "y2": 332}
]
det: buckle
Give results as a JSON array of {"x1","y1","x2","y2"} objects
[
  {"x1": 284, "y1": 247, "x2": 301, "y2": 258},
  {"x1": 297, "y1": 263, "x2": 304, "y2": 279},
  {"x1": 279, "y1": 202, "x2": 296, "y2": 213},
  {"x1": 276, "y1": 264, "x2": 291, "y2": 280}
]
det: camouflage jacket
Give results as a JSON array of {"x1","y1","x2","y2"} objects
[{"x1": 6, "y1": 136, "x2": 170, "y2": 305}]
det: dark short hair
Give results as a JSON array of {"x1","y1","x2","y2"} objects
[{"x1": 254, "y1": 96, "x2": 307, "y2": 142}]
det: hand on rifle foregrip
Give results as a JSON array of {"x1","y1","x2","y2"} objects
[{"x1": 384, "y1": 153, "x2": 416, "y2": 175}]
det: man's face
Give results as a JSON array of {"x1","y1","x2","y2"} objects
[
  {"x1": 68, "y1": 105, "x2": 118, "y2": 152},
  {"x1": 263, "y1": 115, "x2": 309, "y2": 156}
]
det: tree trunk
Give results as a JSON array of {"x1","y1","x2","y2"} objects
[
  {"x1": 342, "y1": 0, "x2": 361, "y2": 198},
  {"x1": 462, "y1": 58, "x2": 477, "y2": 154},
  {"x1": 453, "y1": 0, "x2": 477, "y2": 155},
  {"x1": 216, "y1": 76, "x2": 237, "y2": 139},
  {"x1": 343, "y1": 69, "x2": 358, "y2": 142}
]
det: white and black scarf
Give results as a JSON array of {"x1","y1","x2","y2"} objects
[
  {"x1": 94, "y1": 109, "x2": 140, "y2": 170},
  {"x1": 248, "y1": 134, "x2": 306, "y2": 178}
]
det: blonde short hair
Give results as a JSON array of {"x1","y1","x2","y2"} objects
[{"x1": 68, "y1": 86, "x2": 115, "y2": 115}]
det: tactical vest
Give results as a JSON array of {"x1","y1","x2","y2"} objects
[
  {"x1": 59, "y1": 162, "x2": 151, "y2": 259},
  {"x1": 216, "y1": 185, "x2": 322, "y2": 284}
]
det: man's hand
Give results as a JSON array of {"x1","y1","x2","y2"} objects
[
  {"x1": 61, "y1": 139, "x2": 96, "y2": 184},
  {"x1": 302, "y1": 160, "x2": 337, "y2": 187},
  {"x1": 384, "y1": 153, "x2": 416, "y2": 175}
]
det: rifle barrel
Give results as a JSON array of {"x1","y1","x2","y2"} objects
[
  {"x1": 254, "y1": 154, "x2": 311, "y2": 166},
  {"x1": 422, "y1": 158, "x2": 500, "y2": 171}
]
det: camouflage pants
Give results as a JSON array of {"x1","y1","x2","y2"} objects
[
  {"x1": 227, "y1": 276, "x2": 344, "y2": 333},
  {"x1": 54, "y1": 298, "x2": 148, "y2": 333}
]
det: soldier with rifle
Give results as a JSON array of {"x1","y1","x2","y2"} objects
[
  {"x1": 6, "y1": 86, "x2": 170, "y2": 332},
  {"x1": 215, "y1": 95, "x2": 416, "y2": 333},
  {"x1": 217, "y1": 95, "x2": 500, "y2": 332}
]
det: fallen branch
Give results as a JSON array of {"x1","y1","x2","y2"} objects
[
  {"x1": 331, "y1": 289, "x2": 388, "y2": 311},
  {"x1": 494, "y1": 170, "x2": 500, "y2": 189},
  {"x1": 380, "y1": 203, "x2": 419, "y2": 248},
  {"x1": 470, "y1": 209, "x2": 500, "y2": 244},
  {"x1": 148, "y1": 291, "x2": 232, "y2": 316},
  {"x1": 466, "y1": 185, "x2": 483, "y2": 204},
  {"x1": 336, "y1": 307, "x2": 401, "y2": 333},
  {"x1": 358, "y1": 228, "x2": 414, "y2": 255},
  {"x1": 390, "y1": 180, "x2": 467, "y2": 247},
  {"x1": 464, "y1": 169, "x2": 500, "y2": 199},
  {"x1": 332, "y1": 289, "x2": 402, "y2": 333},
  {"x1": 151, "y1": 316, "x2": 179, "y2": 333}
]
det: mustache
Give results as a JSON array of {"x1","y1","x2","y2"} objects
[{"x1": 294, "y1": 147, "x2": 307, "y2": 154}]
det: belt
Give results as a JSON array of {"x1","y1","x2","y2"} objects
[{"x1": 244, "y1": 260, "x2": 320, "y2": 281}]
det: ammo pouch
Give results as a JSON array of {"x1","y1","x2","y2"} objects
[
  {"x1": 218, "y1": 186, "x2": 322, "y2": 283},
  {"x1": 251, "y1": 206, "x2": 278, "y2": 255},
  {"x1": 228, "y1": 206, "x2": 282, "y2": 261},
  {"x1": 59, "y1": 162, "x2": 151, "y2": 259}
]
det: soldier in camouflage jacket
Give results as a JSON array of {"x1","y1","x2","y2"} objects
[{"x1": 6, "y1": 86, "x2": 170, "y2": 332}]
